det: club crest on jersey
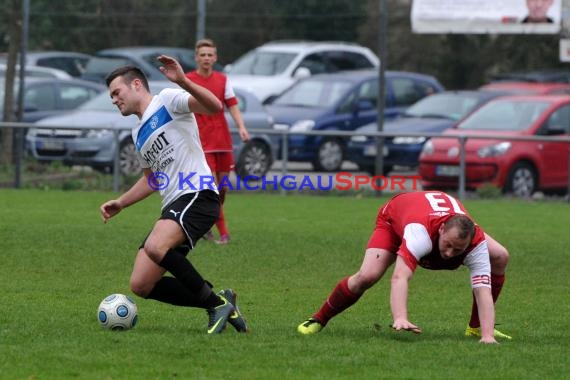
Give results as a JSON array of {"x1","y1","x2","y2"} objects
[
  {"x1": 136, "y1": 105, "x2": 173, "y2": 150},
  {"x1": 149, "y1": 115, "x2": 160, "y2": 129}
]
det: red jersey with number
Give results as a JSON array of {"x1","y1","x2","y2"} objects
[
  {"x1": 371, "y1": 191, "x2": 491, "y2": 288},
  {"x1": 185, "y1": 71, "x2": 238, "y2": 152}
]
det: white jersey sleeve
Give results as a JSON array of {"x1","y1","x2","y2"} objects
[
  {"x1": 160, "y1": 88, "x2": 191, "y2": 114},
  {"x1": 463, "y1": 240, "x2": 491, "y2": 289},
  {"x1": 402, "y1": 223, "x2": 433, "y2": 261},
  {"x1": 224, "y1": 77, "x2": 237, "y2": 100}
]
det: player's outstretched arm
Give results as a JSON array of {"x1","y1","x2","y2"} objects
[
  {"x1": 473, "y1": 286, "x2": 498, "y2": 344},
  {"x1": 390, "y1": 256, "x2": 422, "y2": 334},
  {"x1": 100, "y1": 168, "x2": 156, "y2": 223},
  {"x1": 157, "y1": 55, "x2": 221, "y2": 115}
]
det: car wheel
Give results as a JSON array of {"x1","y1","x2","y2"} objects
[
  {"x1": 119, "y1": 139, "x2": 141, "y2": 176},
  {"x1": 313, "y1": 139, "x2": 343, "y2": 172},
  {"x1": 505, "y1": 162, "x2": 537, "y2": 197},
  {"x1": 236, "y1": 140, "x2": 273, "y2": 177}
]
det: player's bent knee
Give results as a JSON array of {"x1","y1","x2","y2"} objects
[
  {"x1": 351, "y1": 271, "x2": 380, "y2": 292},
  {"x1": 130, "y1": 278, "x2": 152, "y2": 298},
  {"x1": 142, "y1": 242, "x2": 166, "y2": 263},
  {"x1": 490, "y1": 246, "x2": 509, "y2": 270}
]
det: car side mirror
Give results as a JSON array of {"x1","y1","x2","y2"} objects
[
  {"x1": 263, "y1": 95, "x2": 278, "y2": 105},
  {"x1": 23, "y1": 102, "x2": 39, "y2": 113},
  {"x1": 293, "y1": 67, "x2": 311, "y2": 79},
  {"x1": 354, "y1": 99, "x2": 374, "y2": 113},
  {"x1": 546, "y1": 127, "x2": 566, "y2": 136}
]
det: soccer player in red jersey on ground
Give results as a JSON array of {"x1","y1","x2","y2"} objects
[
  {"x1": 186, "y1": 39, "x2": 250, "y2": 245},
  {"x1": 297, "y1": 191, "x2": 511, "y2": 344}
]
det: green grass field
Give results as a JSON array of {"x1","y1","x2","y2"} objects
[{"x1": 1, "y1": 189, "x2": 569, "y2": 379}]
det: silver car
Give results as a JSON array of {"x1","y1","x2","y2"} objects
[{"x1": 26, "y1": 82, "x2": 276, "y2": 177}]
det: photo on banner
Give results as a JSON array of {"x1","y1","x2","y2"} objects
[{"x1": 412, "y1": 0, "x2": 562, "y2": 34}]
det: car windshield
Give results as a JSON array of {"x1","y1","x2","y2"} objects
[
  {"x1": 78, "y1": 92, "x2": 115, "y2": 111},
  {"x1": 142, "y1": 52, "x2": 196, "y2": 72},
  {"x1": 78, "y1": 82, "x2": 172, "y2": 112},
  {"x1": 272, "y1": 78, "x2": 352, "y2": 108},
  {"x1": 458, "y1": 100, "x2": 551, "y2": 131},
  {"x1": 229, "y1": 51, "x2": 297, "y2": 75},
  {"x1": 403, "y1": 93, "x2": 482, "y2": 121}
]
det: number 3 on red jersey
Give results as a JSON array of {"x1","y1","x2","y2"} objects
[{"x1": 424, "y1": 192, "x2": 466, "y2": 215}]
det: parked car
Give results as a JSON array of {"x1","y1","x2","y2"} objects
[
  {"x1": 81, "y1": 46, "x2": 222, "y2": 83},
  {"x1": 418, "y1": 95, "x2": 570, "y2": 196},
  {"x1": 347, "y1": 90, "x2": 511, "y2": 174},
  {"x1": 489, "y1": 69, "x2": 570, "y2": 84},
  {"x1": 0, "y1": 63, "x2": 72, "y2": 79},
  {"x1": 265, "y1": 69, "x2": 444, "y2": 172},
  {"x1": 0, "y1": 51, "x2": 92, "y2": 77},
  {"x1": 226, "y1": 40, "x2": 380, "y2": 103},
  {"x1": 0, "y1": 77, "x2": 105, "y2": 123},
  {"x1": 480, "y1": 81, "x2": 570, "y2": 95},
  {"x1": 26, "y1": 84, "x2": 275, "y2": 177}
]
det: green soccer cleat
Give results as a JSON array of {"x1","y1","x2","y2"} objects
[
  {"x1": 297, "y1": 318, "x2": 324, "y2": 335},
  {"x1": 465, "y1": 325, "x2": 512, "y2": 340},
  {"x1": 206, "y1": 295, "x2": 234, "y2": 334},
  {"x1": 217, "y1": 289, "x2": 249, "y2": 333}
]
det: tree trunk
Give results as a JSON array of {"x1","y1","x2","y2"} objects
[{"x1": 1, "y1": 0, "x2": 21, "y2": 165}]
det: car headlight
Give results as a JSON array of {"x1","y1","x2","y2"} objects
[
  {"x1": 290, "y1": 120, "x2": 315, "y2": 132},
  {"x1": 421, "y1": 139, "x2": 434, "y2": 155},
  {"x1": 393, "y1": 136, "x2": 426, "y2": 145},
  {"x1": 273, "y1": 123, "x2": 289, "y2": 130},
  {"x1": 477, "y1": 142, "x2": 511, "y2": 158},
  {"x1": 350, "y1": 135, "x2": 368, "y2": 143},
  {"x1": 84, "y1": 129, "x2": 113, "y2": 138}
]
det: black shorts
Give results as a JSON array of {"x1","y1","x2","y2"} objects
[{"x1": 140, "y1": 190, "x2": 220, "y2": 253}]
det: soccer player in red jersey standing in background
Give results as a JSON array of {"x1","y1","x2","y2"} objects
[
  {"x1": 186, "y1": 38, "x2": 250, "y2": 244},
  {"x1": 297, "y1": 191, "x2": 512, "y2": 344}
]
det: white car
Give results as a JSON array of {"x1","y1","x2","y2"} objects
[
  {"x1": 0, "y1": 63, "x2": 72, "y2": 79},
  {"x1": 226, "y1": 41, "x2": 379, "y2": 103},
  {"x1": 27, "y1": 83, "x2": 276, "y2": 177}
]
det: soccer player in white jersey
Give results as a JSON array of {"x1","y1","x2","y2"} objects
[
  {"x1": 100, "y1": 55, "x2": 248, "y2": 334},
  {"x1": 297, "y1": 191, "x2": 511, "y2": 344}
]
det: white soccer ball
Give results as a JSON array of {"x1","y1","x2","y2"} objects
[{"x1": 97, "y1": 294, "x2": 138, "y2": 331}]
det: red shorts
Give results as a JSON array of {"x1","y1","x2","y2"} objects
[
  {"x1": 205, "y1": 151, "x2": 234, "y2": 173},
  {"x1": 366, "y1": 218, "x2": 401, "y2": 252},
  {"x1": 366, "y1": 220, "x2": 420, "y2": 271}
]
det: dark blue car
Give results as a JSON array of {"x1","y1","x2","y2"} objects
[
  {"x1": 347, "y1": 90, "x2": 509, "y2": 174},
  {"x1": 265, "y1": 69, "x2": 444, "y2": 171}
]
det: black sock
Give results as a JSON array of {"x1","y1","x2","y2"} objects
[
  {"x1": 146, "y1": 277, "x2": 206, "y2": 308},
  {"x1": 159, "y1": 249, "x2": 222, "y2": 308}
]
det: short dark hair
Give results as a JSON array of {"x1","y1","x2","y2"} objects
[
  {"x1": 105, "y1": 66, "x2": 149, "y2": 91},
  {"x1": 444, "y1": 214, "x2": 476, "y2": 240},
  {"x1": 195, "y1": 38, "x2": 216, "y2": 50}
]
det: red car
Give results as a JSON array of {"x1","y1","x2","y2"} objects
[
  {"x1": 480, "y1": 82, "x2": 570, "y2": 95},
  {"x1": 418, "y1": 95, "x2": 570, "y2": 196}
]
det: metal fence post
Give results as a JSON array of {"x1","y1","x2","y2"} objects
[
  {"x1": 280, "y1": 130, "x2": 288, "y2": 196},
  {"x1": 458, "y1": 136, "x2": 467, "y2": 201},
  {"x1": 566, "y1": 144, "x2": 570, "y2": 202},
  {"x1": 112, "y1": 130, "x2": 120, "y2": 192}
]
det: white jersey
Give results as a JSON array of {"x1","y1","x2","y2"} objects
[{"x1": 133, "y1": 88, "x2": 217, "y2": 209}]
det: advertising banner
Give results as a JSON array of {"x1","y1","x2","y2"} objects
[{"x1": 412, "y1": 0, "x2": 562, "y2": 34}]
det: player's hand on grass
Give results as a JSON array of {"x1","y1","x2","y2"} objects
[
  {"x1": 100, "y1": 200, "x2": 123, "y2": 223},
  {"x1": 391, "y1": 319, "x2": 422, "y2": 334}
]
